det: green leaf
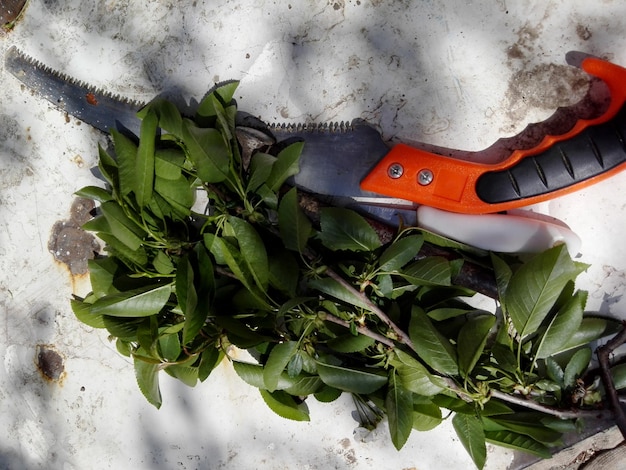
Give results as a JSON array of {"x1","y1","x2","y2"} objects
[
  {"x1": 133, "y1": 316, "x2": 158, "y2": 355},
  {"x1": 264, "y1": 341, "x2": 298, "y2": 392},
  {"x1": 164, "y1": 364, "x2": 198, "y2": 387},
  {"x1": 545, "y1": 357, "x2": 565, "y2": 387},
  {"x1": 176, "y1": 255, "x2": 197, "y2": 316},
  {"x1": 227, "y1": 216, "x2": 269, "y2": 290},
  {"x1": 483, "y1": 415, "x2": 563, "y2": 444},
  {"x1": 390, "y1": 349, "x2": 446, "y2": 396},
  {"x1": 268, "y1": 250, "x2": 299, "y2": 297},
  {"x1": 135, "y1": 108, "x2": 158, "y2": 207},
  {"x1": 182, "y1": 119, "x2": 230, "y2": 183},
  {"x1": 314, "y1": 385, "x2": 343, "y2": 403},
  {"x1": 110, "y1": 129, "x2": 137, "y2": 198},
  {"x1": 412, "y1": 402, "x2": 442, "y2": 431},
  {"x1": 320, "y1": 207, "x2": 381, "y2": 252},
  {"x1": 116, "y1": 338, "x2": 132, "y2": 357},
  {"x1": 284, "y1": 375, "x2": 323, "y2": 396},
  {"x1": 308, "y1": 277, "x2": 370, "y2": 311},
  {"x1": 386, "y1": 372, "x2": 414, "y2": 450},
  {"x1": 233, "y1": 361, "x2": 266, "y2": 388},
  {"x1": 99, "y1": 233, "x2": 148, "y2": 268},
  {"x1": 278, "y1": 187, "x2": 312, "y2": 253},
  {"x1": 266, "y1": 142, "x2": 303, "y2": 192},
  {"x1": 255, "y1": 184, "x2": 278, "y2": 209},
  {"x1": 233, "y1": 360, "x2": 320, "y2": 394},
  {"x1": 427, "y1": 307, "x2": 472, "y2": 321},
  {"x1": 505, "y1": 245, "x2": 587, "y2": 338},
  {"x1": 176, "y1": 254, "x2": 203, "y2": 345},
  {"x1": 134, "y1": 358, "x2": 162, "y2": 408},
  {"x1": 205, "y1": 234, "x2": 270, "y2": 309},
  {"x1": 82, "y1": 214, "x2": 111, "y2": 234},
  {"x1": 196, "y1": 81, "x2": 239, "y2": 122},
  {"x1": 155, "y1": 175, "x2": 195, "y2": 214},
  {"x1": 563, "y1": 347, "x2": 592, "y2": 387},
  {"x1": 327, "y1": 334, "x2": 376, "y2": 353},
  {"x1": 559, "y1": 317, "x2": 615, "y2": 352},
  {"x1": 100, "y1": 201, "x2": 145, "y2": 251},
  {"x1": 398, "y1": 257, "x2": 451, "y2": 287},
  {"x1": 198, "y1": 347, "x2": 223, "y2": 382},
  {"x1": 536, "y1": 290, "x2": 587, "y2": 359},
  {"x1": 379, "y1": 235, "x2": 423, "y2": 272},
  {"x1": 611, "y1": 363, "x2": 626, "y2": 390},
  {"x1": 155, "y1": 147, "x2": 185, "y2": 179},
  {"x1": 452, "y1": 414, "x2": 487, "y2": 470},
  {"x1": 102, "y1": 316, "x2": 145, "y2": 340},
  {"x1": 491, "y1": 344, "x2": 518, "y2": 375},
  {"x1": 316, "y1": 362, "x2": 387, "y2": 394},
  {"x1": 75, "y1": 185, "x2": 113, "y2": 202},
  {"x1": 409, "y1": 306, "x2": 458, "y2": 376},
  {"x1": 247, "y1": 152, "x2": 275, "y2": 193},
  {"x1": 88, "y1": 257, "x2": 122, "y2": 298},
  {"x1": 91, "y1": 284, "x2": 172, "y2": 317},
  {"x1": 214, "y1": 81, "x2": 239, "y2": 106},
  {"x1": 153, "y1": 251, "x2": 174, "y2": 275},
  {"x1": 491, "y1": 253, "x2": 512, "y2": 306},
  {"x1": 97, "y1": 144, "x2": 119, "y2": 190},
  {"x1": 159, "y1": 332, "x2": 181, "y2": 362},
  {"x1": 140, "y1": 98, "x2": 183, "y2": 137},
  {"x1": 287, "y1": 353, "x2": 303, "y2": 378},
  {"x1": 71, "y1": 298, "x2": 105, "y2": 328},
  {"x1": 457, "y1": 314, "x2": 496, "y2": 378},
  {"x1": 484, "y1": 430, "x2": 551, "y2": 458},
  {"x1": 260, "y1": 389, "x2": 310, "y2": 422}
]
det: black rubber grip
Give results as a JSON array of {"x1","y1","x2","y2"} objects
[{"x1": 476, "y1": 106, "x2": 626, "y2": 204}]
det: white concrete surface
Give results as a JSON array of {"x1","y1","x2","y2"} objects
[{"x1": 1, "y1": 1, "x2": 626, "y2": 469}]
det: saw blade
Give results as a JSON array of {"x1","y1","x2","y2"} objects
[
  {"x1": 268, "y1": 119, "x2": 418, "y2": 225},
  {"x1": 4, "y1": 46, "x2": 417, "y2": 225},
  {"x1": 4, "y1": 46, "x2": 145, "y2": 135}
]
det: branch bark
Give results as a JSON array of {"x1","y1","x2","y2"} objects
[
  {"x1": 597, "y1": 322, "x2": 626, "y2": 439},
  {"x1": 321, "y1": 313, "x2": 395, "y2": 348},
  {"x1": 490, "y1": 389, "x2": 612, "y2": 420}
]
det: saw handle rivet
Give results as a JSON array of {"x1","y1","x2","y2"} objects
[
  {"x1": 388, "y1": 163, "x2": 404, "y2": 179},
  {"x1": 418, "y1": 169, "x2": 434, "y2": 186}
]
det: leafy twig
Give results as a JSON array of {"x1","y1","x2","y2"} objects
[
  {"x1": 597, "y1": 322, "x2": 626, "y2": 438},
  {"x1": 321, "y1": 312, "x2": 395, "y2": 348},
  {"x1": 323, "y1": 266, "x2": 417, "y2": 353}
]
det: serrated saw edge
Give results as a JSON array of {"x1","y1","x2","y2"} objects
[{"x1": 5, "y1": 46, "x2": 147, "y2": 109}]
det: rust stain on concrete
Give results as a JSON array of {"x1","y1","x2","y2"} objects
[{"x1": 35, "y1": 344, "x2": 66, "y2": 384}]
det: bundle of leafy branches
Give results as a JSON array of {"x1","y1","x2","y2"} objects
[{"x1": 71, "y1": 82, "x2": 626, "y2": 469}]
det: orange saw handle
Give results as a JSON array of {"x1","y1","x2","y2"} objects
[{"x1": 361, "y1": 57, "x2": 626, "y2": 214}]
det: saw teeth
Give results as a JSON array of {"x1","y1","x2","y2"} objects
[
  {"x1": 269, "y1": 120, "x2": 355, "y2": 133},
  {"x1": 6, "y1": 46, "x2": 147, "y2": 109}
]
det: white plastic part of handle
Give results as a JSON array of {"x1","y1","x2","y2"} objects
[{"x1": 416, "y1": 206, "x2": 582, "y2": 254}]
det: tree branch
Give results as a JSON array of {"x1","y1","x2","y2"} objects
[
  {"x1": 321, "y1": 313, "x2": 395, "y2": 348},
  {"x1": 490, "y1": 389, "x2": 612, "y2": 420},
  {"x1": 597, "y1": 322, "x2": 626, "y2": 439}
]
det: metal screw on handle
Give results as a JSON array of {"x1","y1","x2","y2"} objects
[
  {"x1": 388, "y1": 163, "x2": 404, "y2": 179},
  {"x1": 418, "y1": 169, "x2": 434, "y2": 186}
]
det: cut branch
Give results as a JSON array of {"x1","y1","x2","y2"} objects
[
  {"x1": 490, "y1": 389, "x2": 612, "y2": 420},
  {"x1": 597, "y1": 322, "x2": 626, "y2": 439},
  {"x1": 321, "y1": 313, "x2": 395, "y2": 348}
]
